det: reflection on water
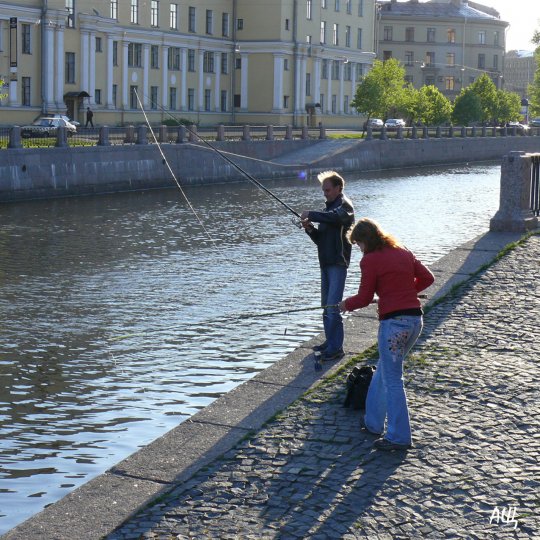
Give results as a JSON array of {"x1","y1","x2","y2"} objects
[{"x1": 0, "y1": 163, "x2": 500, "y2": 532}]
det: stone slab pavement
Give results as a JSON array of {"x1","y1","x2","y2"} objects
[{"x1": 4, "y1": 231, "x2": 539, "y2": 539}]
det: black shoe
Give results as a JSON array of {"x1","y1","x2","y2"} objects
[
  {"x1": 360, "y1": 419, "x2": 382, "y2": 437},
  {"x1": 312, "y1": 342, "x2": 327, "y2": 353},
  {"x1": 373, "y1": 438, "x2": 411, "y2": 451},
  {"x1": 320, "y1": 348, "x2": 345, "y2": 362}
]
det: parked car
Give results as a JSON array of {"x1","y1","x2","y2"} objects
[
  {"x1": 21, "y1": 117, "x2": 77, "y2": 138},
  {"x1": 506, "y1": 122, "x2": 529, "y2": 134},
  {"x1": 384, "y1": 118, "x2": 406, "y2": 130},
  {"x1": 529, "y1": 118, "x2": 540, "y2": 127},
  {"x1": 33, "y1": 113, "x2": 80, "y2": 128},
  {"x1": 363, "y1": 118, "x2": 384, "y2": 130}
]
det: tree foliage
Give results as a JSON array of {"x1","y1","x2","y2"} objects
[
  {"x1": 452, "y1": 88, "x2": 482, "y2": 125},
  {"x1": 495, "y1": 90, "x2": 522, "y2": 123},
  {"x1": 468, "y1": 73, "x2": 498, "y2": 123},
  {"x1": 529, "y1": 34, "x2": 540, "y2": 117},
  {"x1": 418, "y1": 85, "x2": 452, "y2": 125}
]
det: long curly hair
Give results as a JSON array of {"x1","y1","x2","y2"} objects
[{"x1": 348, "y1": 218, "x2": 401, "y2": 253}]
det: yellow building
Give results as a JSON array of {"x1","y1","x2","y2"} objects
[
  {"x1": 377, "y1": 0, "x2": 508, "y2": 99},
  {"x1": 0, "y1": 0, "x2": 377, "y2": 127}
]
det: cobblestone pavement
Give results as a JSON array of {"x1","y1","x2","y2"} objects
[{"x1": 108, "y1": 235, "x2": 540, "y2": 539}]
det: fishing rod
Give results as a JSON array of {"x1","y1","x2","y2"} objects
[{"x1": 138, "y1": 91, "x2": 304, "y2": 225}]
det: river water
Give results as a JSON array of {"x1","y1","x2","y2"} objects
[{"x1": 0, "y1": 162, "x2": 500, "y2": 532}]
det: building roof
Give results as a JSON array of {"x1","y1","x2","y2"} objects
[
  {"x1": 379, "y1": 0, "x2": 507, "y2": 23},
  {"x1": 506, "y1": 50, "x2": 535, "y2": 58}
]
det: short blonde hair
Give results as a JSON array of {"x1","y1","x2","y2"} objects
[{"x1": 317, "y1": 170, "x2": 345, "y2": 190}]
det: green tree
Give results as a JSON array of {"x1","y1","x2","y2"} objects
[
  {"x1": 0, "y1": 78, "x2": 6, "y2": 101},
  {"x1": 351, "y1": 58, "x2": 407, "y2": 121},
  {"x1": 452, "y1": 88, "x2": 482, "y2": 125},
  {"x1": 418, "y1": 85, "x2": 452, "y2": 125},
  {"x1": 468, "y1": 73, "x2": 498, "y2": 123},
  {"x1": 494, "y1": 89, "x2": 522, "y2": 123},
  {"x1": 528, "y1": 32, "x2": 540, "y2": 117}
]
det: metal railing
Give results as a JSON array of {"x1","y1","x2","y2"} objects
[{"x1": 531, "y1": 155, "x2": 540, "y2": 217}]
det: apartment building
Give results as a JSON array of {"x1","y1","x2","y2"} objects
[
  {"x1": 0, "y1": 0, "x2": 377, "y2": 127},
  {"x1": 377, "y1": 0, "x2": 508, "y2": 99},
  {"x1": 504, "y1": 50, "x2": 536, "y2": 98}
]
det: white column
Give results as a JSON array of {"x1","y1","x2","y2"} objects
[
  {"x1": 44, "y1": 24, "x2": 55, "y2": 110},
  {"x1": 338, "y1": 62, "x2": 344, "y2": 113},
  {"x1": 106, "y1": 34, "x2": 114, "y2": 108},
  {"x1": 299, "y1": 56, "x2": 307, "y2": 112},
  {"x1": 326, "y1": 62, "x2": 331, "y2": 114},
  {"x1": 198, "y1": 49, "x2": 204, "y2": 111},
  {"x1": 180, "y1": 48, "x2": 187, "y2": 111},
  {"x1": 240, "y1": 53, "x2": 248, "y2": 110},
  {"x1": 273, "y1": 54, "x2": 284, "y2": 111},
  {"x1": 55, "y1": 26, "x2": 65, "y2": 109},
  {"x1": 294, "y1": 55, "x2": 301, "y2": 113},
  {"x1": 81, "y1": 30, "x2": 90, "y2": 94},
  {"x1": 161, "y1": 46, "x2": 169, "y2": 109},
  {"x1": 143, "y1": 44, "x2": 150, "y2": 107},
  {"x1": 122, "y1": 41, "x2": 129, "y2": 108},
  {"x1": 350, "y1": 61, "x2": 356, "y2": 107},
  {"x1": 314, "y1": 58, "x2": 321, "y2": 107},
  {"x1": 89, "y1": 31, "x2": 96, "y2": 106},
  {"x1": 214, "y1": 52, "x2": 220, "y2": 111}
]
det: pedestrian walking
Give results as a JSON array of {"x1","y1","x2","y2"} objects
[
  {"x1": 339, "y1": 218, "x2": 434, "y2": 450},
  {"x1": 85, "y1": 107, "x2": 94, "y2": 127},
  {"x1": 301, "y1": 171, "x2": 355, "y2": 362}
]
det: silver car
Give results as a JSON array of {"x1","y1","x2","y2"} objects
[{"x1": 21, "y1": 117, "x2": 77, "y2": 138}]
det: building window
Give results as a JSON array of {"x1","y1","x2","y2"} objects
[
  {"x1": 131, "y1": 0, "x2": 139, "y2": 24},
  {"x1": 427, "y1": 27, "x2": 435, "y2": 42},
  {"x1": 189, "y1": 7, "x2": 196, "y2": 32},
  {"x1": 478, "y1": 53, "x2": 485, "y2": 69},
  {"x1": 322, "y1": 59, "x2": 328, "y2": 79},
  {"x1": 405, "y1": 27, "x2": 414, "y2": 42},
  {"x1": 493, "y1": 54, "x2": 498, "y2": 69},
  {"x1": 95, "y1": 37, "x2": 102, "y2": 52},
  {"x1": 344, "y1": 95, "x2": 349, "y2": 113},
  {"x1": 283, "y1": 95, "x2": 289, "y2": 108},
  {"x1": 111, "y1": 0, "x2": 118, "y2": 20},
  {"x1": 168, "y1": 47, "x2": 180, "y2": 70},
  {"x1": 22, "y1": 24, "x2": 31, "y2": 54},
  {"x1": 204, "y1": 89, "x2": 211, "y2": 111},
  {"x1": 235, "y1": 57, "x2": 242, "y2": 69},
  {"x1": 344, "y1": 62, "x2": 352, "y2": 80},
  {"x1": 221, "y1": 52, "x2": 228, "y2": 74},
  {"x1": 203, "y1": 51, "x2": 215, "y2": 73},
  {"x1": 358, "y1": 0, "x2": 363, "y2": 16},
  {"x1": 425, "y1": 51, "x2": 435, "y2": 66},
  {"x1": 234, "y1": 94, "x2": 241, "y2": 107},
  {"x1": 405, "y1": 75, "x2": 413, "y2": 83},
  {"x1": 307, "y1": 0, "x2": 312, "y2": 19},
  {"x1": 22, "y1": 77, "x2": 31, "y2": 106},
  {"x1": 383, "y1": 50, "x2": 392, "y2": 61},
  {"x1": 151, "y1": 86, "x2": 158, "y2": 109},
  {"x1": 446, "y1": 52, "x2": 455, "y2": 66},
  {"x1": 357, "y1": 28, "x2": 362, "y2": 49},
  {"x1": 306, "y1": 72, "x2": 311, "y2": 96},
  {"x1": 425, "y1": 76, "x2": 435, "y2": 85},
  {"x1": 170, "y1": 4, "x2": 178, "y2": 29},
  {"x1": 188, "y1": 49, "x2": 195, "y2": 71},
  {"x1": 65, "y1": 52, "x2": 75, "y2": 83},
  {"x1": 494, "y1": 31, "x2": 499, "y2": 46},
  {"x1": 322, "y1": 0, "x2": 327, "y2": 8},
  {"x1": 284, "y1": 58, "x2": 289, "y2": 71},
  {"x1": 112, "y1": 84, "x2": 117, "y2": 107},
  {"x1": 346, "y1": 0, "x2": 352, "y2": 14},
  {"x1": 320, "y1": 21, "x2": 326, "y2": 44},
  {"x1": 335, "y1": 0, "x2": 340, "y2": 11},
  {"x1": 128, "y1": 43, "x2": 142, "y2": 67},
  {"x1": 130, "y1": 85, "x2": 139, "y2": 108},
  {"x1": 236, "y1": 18, "x2": 243, "y2": 30},
  {"x1": 188, "y1": 88, "x2": 195, "y2": 110},
  {"x1": 113, "y1": 41, "x2": 118, "y2": 66},
  {"x1": 285, "y1": 19, "x2": 290, "y2": 30},
  {"x1": 222, "y1": 13, "x2": 230, "y2": 36},
  {"x1": 95, "y1": 89, "x2": 102, "y2": 104},
  {"x1": 206, "y1": 10, "x2": 213, "y2": 34},
  {"x1": 345, "y1": 25, "x2": 351, "y2": 47},
  {"x1": 333, "y1": 23, "x2": 339, "y2": 45},
  {"x1": 331, "y1": 94, "x2": 337, "y2": 113},
  {"x1": 332, "y1": 60, "x2": 339, "y2": 80},
  {"x1": 445, "y1": 76, "x2": 455, "y2": 90},
  {"x1": 448, "y1": 28, "x2": 456, "y2": 43},
  {"x1": 151, "y1": 1, "x2": 159, "y2": 27},
  {"x1": 307, "y1": 35, "x2": 312, "y2": 44},
  {"x1": 405, "y1": 51, "x2": 414, "y2": 66},
  {"x1": 478, "y1": 31, "x2": 485, "y2": 44},
  {"x1": 66, "y1": 0, "x2": 74, "y2": 28},
  {"x1": 151, "y1": 45, "x2": 159, "y2": 68},
  {"x1": 169, "y1": 87, "x2": 177, "y2": 110},
  {"x1": 320, "y1": 94, "x2": 324, "y2": 110},
  {"x1": 383, "y1": 26, "x2": 393, "y2": 41},
  {"x1": 221, "y1": 90, "x2": 227, "y2": 112}
]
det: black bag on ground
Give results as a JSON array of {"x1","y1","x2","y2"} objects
[{"x1": 343, "y1": 365, "x2": 376, "y2": 410}]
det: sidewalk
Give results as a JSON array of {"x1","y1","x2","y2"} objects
[{"x1": 4, "y1": 231, "x2": 539, "y2": 539}]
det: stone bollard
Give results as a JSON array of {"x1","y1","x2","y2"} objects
[
  {"x1": 502, "y1": 126, "x2": 508, "y2": 137},
  {"x1": 159, "y1": 125, "x2": 168, "y2": 143},
  {"x1": 188, "y1": 124, "x2": 198, "y2": 142},
  {"x1": 8, "y1": 126, "x2": 22, "y2": 149},
  {"x1": 471, "y1": 126, "x2": 477, "y2": 137},
  {"x1": 423, "y1": 126, "x2": 429, "y2": 139},
  {"x1": 482, "y1": 125, "x2": 487, "y2": 137},
  {"x1": 397, "y1": 126, "x2": 403, "y2": 139},
  {"x1": 366, "y1": 125, "x2": 373, "y2": 140},
  {"x1": 461, "y1": 126, "x2": 467, "y2": 138},
  {"x1": 55, "y1": 126, "x2": 68, "y2": 148},
  {"x1": 98, "y1": 126, "x2": 111, "y2": 146},
  {"x1": 242, "y1": 125, "x2": 251, "y2": 141},
  {"x1": 136, "y1": 125, "x2": 148, "y2": 144},
  {"x1": 301, "y1": 126, "x2": 309, "y2": 140},
  {"x1": 216, "y1": 124, "x2": 225, "y2": 141},
  {"x1": 436, "y1": 126, "x2": 441, "y2": 138},
  {"x1": 490, "y1": 151, "x2": 539, "y2": 232},
  {"x1": 176, "y1": 125, "x2": 187, "y2": 143},
  {"x1": 285, "y1": 124, "x2": 293, "y2": 140},
  {"x1": 319, "y1": 124, "x2": 326, "y2": 139},
  {"x1": 448, "y1": 126, "x2": 454, "y2": 138},
  {"x1": 492, "y1": 126, "x2": 497, "y2": 137},
  {"x1": 380, "y1": 126, "x2": 387, "y2": 140},
  {"x1": 511, "y1": 126, "x2": 517, "y2": 137},
  {"x1": 124, "y1": 125, "x2": 135, "y2": 144},
  {"x1": 411, "y1": 125, "x2": 417, "y2": 139},
  {"x1": 266, "y1": 125, "x2": 274, "y2": 141}
]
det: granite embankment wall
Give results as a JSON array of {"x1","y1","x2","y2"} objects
[{"x1": 1, "y1": 135, "x2": 540, "y2": 202}]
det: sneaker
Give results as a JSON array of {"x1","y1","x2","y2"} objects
[
  {"x1": 373, "y1": 438, "x2": 411, "y2": 451},
  {"x1": 312, "y1": 343, "x2": 327, "y2": 353},
  {"x1": 319, "y1": 348, "x2": 345, "y2": 362}
]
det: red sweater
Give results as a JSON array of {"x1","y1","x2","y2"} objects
[{"x1": 344, "y1": 246, "x2": 435, "y2": 320}]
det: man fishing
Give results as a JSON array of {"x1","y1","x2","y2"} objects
[{"x1": 301, "y1": 170, "x2": 355, "y2": 362}]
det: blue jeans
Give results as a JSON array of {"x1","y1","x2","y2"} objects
[
  {"x1": 364, "y1": 315, "x2": 423, "y2": 445},
  {"x1": 320, "y1": 265, "x2": 347, "y2": 354}
]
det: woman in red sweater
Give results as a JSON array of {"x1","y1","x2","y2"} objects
[{"x1": 339, "y1": 218, "x2": 434, "y2": 451}]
